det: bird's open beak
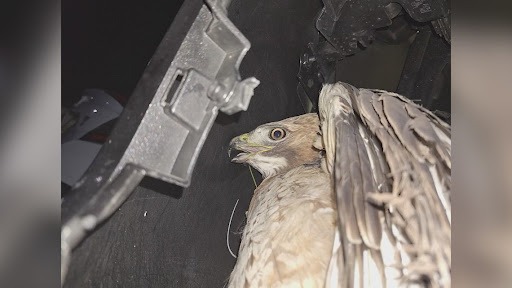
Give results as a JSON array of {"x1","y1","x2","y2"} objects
[{"x1": 229, "y1": 133, "x2": 265, "y2": 163}]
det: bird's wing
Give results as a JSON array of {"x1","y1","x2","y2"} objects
[{"x1": 319, "y1": 82, "x2": 451, "y2": 288}]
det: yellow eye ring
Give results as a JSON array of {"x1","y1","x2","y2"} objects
[{"x1": 269, "y1": 128, "x2": 286, "y2": 140}]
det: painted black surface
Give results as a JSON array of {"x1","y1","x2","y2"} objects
[{"x1": 63, "y1": 0, "x2": 322, "y2": 286}]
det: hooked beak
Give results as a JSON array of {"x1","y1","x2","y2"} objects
[{"x1": 228, "y1": 133, "x2": 264, "y2": 163}]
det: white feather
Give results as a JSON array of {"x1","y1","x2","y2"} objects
[
  {"x1": 429, "y1": 165, "x2": 451, "y2": 224},
  {"x1": 325, "y1": 230, "x2": 341, "y2": 288},
  {"x1": 249, "y1": 155, "x2": 288, "y2": 179}
]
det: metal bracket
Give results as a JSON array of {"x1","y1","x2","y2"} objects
[
  {"x1": 114, "y1": 0, "x2": 259, "y2": 189},
  {"x1": 205, "y1": 0, "x2": 260, "y2": 114},
  {"x1": 61, "y1": 0, "x2": 258, "y2": 284}
]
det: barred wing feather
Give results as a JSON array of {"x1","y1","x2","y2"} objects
[{"x1": 319, "y1": 82, "x2": 451, "y2": 288}]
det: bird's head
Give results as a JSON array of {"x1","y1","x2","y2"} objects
[{"x1": 229, "y1": 113, "x2": 322, "y2": 179}]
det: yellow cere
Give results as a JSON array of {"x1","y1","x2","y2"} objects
[{"x1": 239, "y1": 133, "x2": 249, "y2": 141}]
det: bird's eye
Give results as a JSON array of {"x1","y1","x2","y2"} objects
[{"x1": 269, "y1": 128, "x2": 286, "y2": 140}]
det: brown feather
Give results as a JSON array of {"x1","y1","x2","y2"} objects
[{"x1": 337, "y1": 121, "x2": 363, "y2": 244}]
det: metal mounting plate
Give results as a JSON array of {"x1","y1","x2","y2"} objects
[{"x1": 61, "y1": 0, "x2": 259, "y2": 284}]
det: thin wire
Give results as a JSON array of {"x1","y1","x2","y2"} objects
[
  {"x1": 226, "y1": 166, "x2": 258, "y2": 259},
  {"x1": 248, "y1": 166, "x2": 258, "y2": 188},
  {"x1": 227, "y1": 198, "x2": 239, "y2": 258}
]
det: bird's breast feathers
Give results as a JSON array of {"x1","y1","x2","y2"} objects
[{"x1": 229, "y1": 165, "x2": 336, "y2": 288}]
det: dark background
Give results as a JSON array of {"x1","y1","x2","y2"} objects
[{"x1": 62, "y1": 0, "x2": 185, "y2": 107}]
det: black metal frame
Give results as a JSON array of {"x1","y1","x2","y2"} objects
[{"x1": 297, "y1": 0, "x2": 450, "y2": 110}]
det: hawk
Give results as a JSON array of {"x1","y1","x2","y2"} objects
[{"x1": 228, "y1": 82, "x2": 451, "y2": 287}]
